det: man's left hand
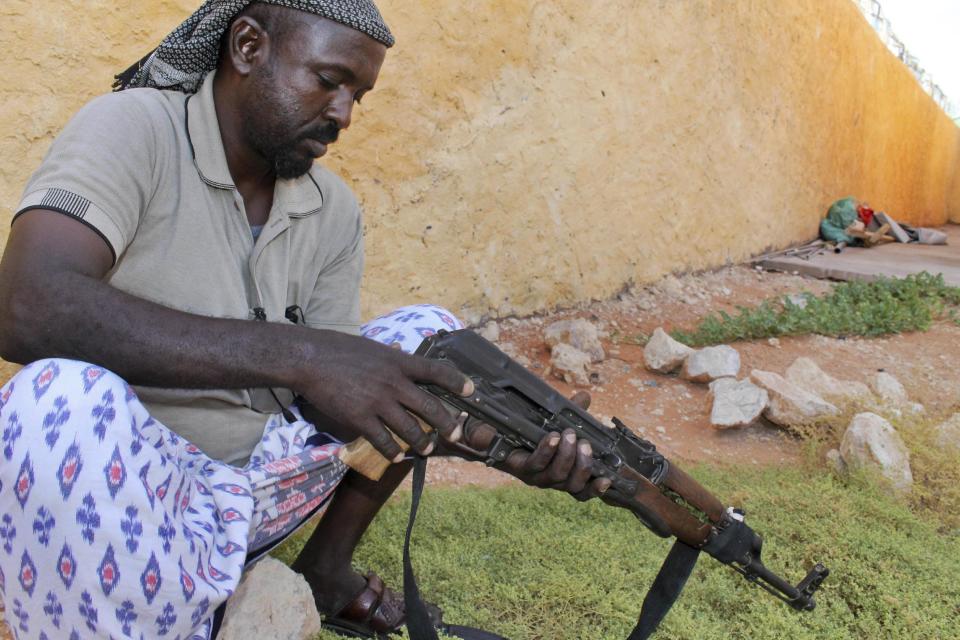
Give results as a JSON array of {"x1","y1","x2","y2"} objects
[{"x1": 449, "y1": 390, "x2": 611, "y2": 501}]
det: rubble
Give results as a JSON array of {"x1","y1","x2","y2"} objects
[
  {"x1": 681, "y1": 345, "x2": 741, "y2": 383},
  {"x1": 750, "y1": 369, "x2": 839, "y2": 426},
  {"x1": 708, "y1": 378, "x2": 768, "y2": 428},
  {"x1": 544, "y1": 318, "x2": 605, "y2": 362},
  {"x1": 549, "y1": 343, "x2": 592, "y2": 385},
  {"x1": 839, "y1": 412, "x2": 913, "y2": 493},
  {"x1": 784, "y1": 357, "x2": 872, "y2": 407},
  {"x1": 219, "y1": 557, "x2": 323, "y2": 640},
  {"x1": 643, "y1": 328, "x2": 693, "y2": 373}
]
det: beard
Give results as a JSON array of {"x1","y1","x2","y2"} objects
[{"x1": 241, "y1": 65, "x2": 340, "y2": 180}]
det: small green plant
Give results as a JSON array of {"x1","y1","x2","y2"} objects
[{"x1": 671, "y1": 272, "x2": 960, "y2": 346}]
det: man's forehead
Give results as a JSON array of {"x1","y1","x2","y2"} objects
[{"x1": 279, "y1": 14, "x2": 386, "y2": 79}]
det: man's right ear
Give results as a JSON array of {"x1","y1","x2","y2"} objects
[{"x1": 226, "y1": 16, "x2": 270, "y2": 77}]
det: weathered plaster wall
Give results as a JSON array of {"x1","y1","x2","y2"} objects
[
  {"x1": 2, "y1": 1, "x2": 959, "y2": 347},
  {"x1": 951, "y1": 137, "x2": 960, "y2": 223}
]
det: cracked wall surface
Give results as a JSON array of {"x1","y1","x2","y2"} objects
[{"x1": 2, "y1": 0, "x2": 959, "y2": 353}]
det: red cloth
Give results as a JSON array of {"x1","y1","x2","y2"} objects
[{"x1": 857, "y1": 204, "x2": 874, "y2": 226}]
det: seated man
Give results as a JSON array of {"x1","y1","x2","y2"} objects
[{"x1": 0, "y1": 1, "x2": 607, "y2": 638}]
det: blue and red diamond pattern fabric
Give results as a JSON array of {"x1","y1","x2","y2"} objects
[{"x1": 0, "y1": 304, "x2": 462, "y2": 638}]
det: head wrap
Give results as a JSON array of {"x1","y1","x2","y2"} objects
[{"x1": 114, "y1": 0, "x2": 393, "y2": 93}]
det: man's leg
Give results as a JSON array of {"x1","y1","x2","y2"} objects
[
  {"x1": 292, "y1": 304, "x2": 463, "y2": 623},
  {"x1": 291, "y1": 460, "x2": 412, "y2": 613},
  {"x1": 0, "y1": 359, "x2": 257, "y2": 639}
]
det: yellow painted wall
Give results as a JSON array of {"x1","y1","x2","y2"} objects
[{"x1": 2, "y1": 1, "x2": 959, "y2": 357}]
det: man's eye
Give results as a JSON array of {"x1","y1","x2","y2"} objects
[{"x1": 318, "y1": 75, "x2": 338, "y2": 89}]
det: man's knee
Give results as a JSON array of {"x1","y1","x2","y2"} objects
[
  {"x1": 360, "y1": 303, "x2": 464, "y2": 354},
  {"x1": 2, "y1": 358, "x2": 132, "y2": 429}
]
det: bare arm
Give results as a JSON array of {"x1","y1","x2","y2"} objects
[{"x1": 0, "y1": 210, "x2": 471, "y2": 460}]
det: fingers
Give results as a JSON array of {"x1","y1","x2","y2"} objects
[
  {"x1": 379, "y1": 404, "x2": 434, "y2": 456},
  {"x1": 359, "y1": 416, "x2": 405, "y2": 463},
  {"x1": 504, "y1": 431, "x2": 560, "y2": 476},
  {"x1": 398, "y1": 384, "x2": 461, "y2": 443},
  {"x1": 544, "y1": 431, "x2": 578, "y2": 484},
  {"x1": 402, "y1": 355, "x2": 474, "y2": 397},
  {"x1": 563, "y1": 440, "x2": 594, "y2": 494},
  {"x1": 572, "y1": 477, "x2": 612, "y2": 502}
]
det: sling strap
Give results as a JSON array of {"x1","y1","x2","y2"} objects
[{"x1": 627, "y1": 540, "x2": 700, "y2": 640}]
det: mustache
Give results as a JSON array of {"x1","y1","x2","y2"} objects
[{"x1": 304, "y1": 122, "x2": 340, "y2": 145}]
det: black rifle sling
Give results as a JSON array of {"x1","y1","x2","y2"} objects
[
  {"x1": 628, "y1": 540, "x2": 701, "y2": 640},
  {"x1": 404, "y1": 455, "x2": 441, "y2": 640},
  {"x1": 403, "y1": 454, "x2": 697, "y2": 640}
]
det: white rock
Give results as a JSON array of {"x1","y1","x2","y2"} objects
[
  {"x1": 870, "y1": 372, "x2": 909, "y2": 405},
  {"x1": 544, "y1": 319, "x2": 605, "y2": 363},
  {"x1": 643, "y1": 328, "x2": 694, "y2": 373},
  {"x1": 708, "y1": 378, "x2": 769, "y2": 429},
  {"x1": 784, "y1": 357, "x2": 872, "y2": 407},
  {"x1": 750, "y1": 370, "x2": 839, "y2": 427},
  {"x1": 681, "y1": 345, "x2": 741, "y2": 383},
  {"x1": 219, "y1": 557, "x2": 322, "y2": 640},
  {"x1": 934, "y1": 413, "x2": 960, "y2": 451},
  {"x1": 477, "y1": 320, "x2": 500, "y2": 343},
  {"x1": 549, "y1": 343, "x2": 591, "y2": 385},
  {"x1": 839, "y1": 413, "x2": 913, "y2": 492}
]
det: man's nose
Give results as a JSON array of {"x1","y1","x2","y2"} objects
[{"x1": 324, "y1": 91, "x2": 353, "y2": 131}]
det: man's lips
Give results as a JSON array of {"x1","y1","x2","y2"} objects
[{"x1": 303, "y1": 138, "x2": 329, "y2": 157}]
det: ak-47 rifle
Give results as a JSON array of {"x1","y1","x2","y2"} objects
[{"x1": 339, "y1": 329, "x2": 828, "y2": 638}]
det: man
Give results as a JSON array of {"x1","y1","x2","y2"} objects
[{"x1": 0, "y1": 1, "x2": 606, "y2": 638}]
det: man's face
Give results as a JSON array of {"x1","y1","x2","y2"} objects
[{"x1": 242, "y1": 16, "x2": 386, "y2": 179}]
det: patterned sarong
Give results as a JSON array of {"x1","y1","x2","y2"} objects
[{"x1": 0, "y1": 304, "x2": 462, "y2": 639}]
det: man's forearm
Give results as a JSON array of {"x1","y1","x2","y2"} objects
[{"x1": 1, "y1": 266, "x2": 314, "y2": 392}]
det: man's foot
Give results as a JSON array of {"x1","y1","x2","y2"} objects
[{"x1": 313, "y1": 571, "x2": 444, "y2": 639}]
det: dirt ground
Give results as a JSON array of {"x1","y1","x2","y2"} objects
[
  {"x1": 417, "y1": 265, "x2": 960, "y2": 490},
  {"x1": 3, "y1": 265, "x2": 960, "y2": 637}
]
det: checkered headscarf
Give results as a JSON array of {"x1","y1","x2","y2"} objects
[{"x1": 114, "y1": 0, "x2": 393, "y2": 93}]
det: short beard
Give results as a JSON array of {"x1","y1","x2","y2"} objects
[{"x1": 240, "y1": 65, "x2": 340, "y2": 180}]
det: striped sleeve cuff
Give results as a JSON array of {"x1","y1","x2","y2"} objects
[{"x1": 14, "y1": 188, "x2": 125, "y2": 264}]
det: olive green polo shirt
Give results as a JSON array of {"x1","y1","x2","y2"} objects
[{"x1": 16, "y1": 72, "x2": 364, "y2": 465}]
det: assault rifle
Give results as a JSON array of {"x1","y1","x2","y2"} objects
[{"x1": 339, "y1": 329, "x2": 828, "y2": 638}]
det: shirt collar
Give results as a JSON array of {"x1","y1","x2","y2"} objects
[{"x1": 185, "y1": 71, "x2": 325, "y2": 215}]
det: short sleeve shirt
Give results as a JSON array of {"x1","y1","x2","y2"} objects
[{"x1": 15, "y1": 72, "x2": 365, "y2": 465}]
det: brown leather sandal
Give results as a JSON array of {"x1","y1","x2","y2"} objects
[{"x1": 323, "y1": 571, "x2": 444, "y2": 639}]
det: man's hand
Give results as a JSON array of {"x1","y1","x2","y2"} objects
[
  {"x1": 296, "y1": 332, "x2": 473, "y2": 462},
  {"x1": 451, "y1": 390, "x2": 611, "y2": 500}
]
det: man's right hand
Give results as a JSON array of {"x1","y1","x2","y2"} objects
[{"x1": 294, "y1": 331, "x2": 474, "y2": 462}]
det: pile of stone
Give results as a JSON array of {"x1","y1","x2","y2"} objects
[
  {"x1": 543, "y1": 318, "x2": 606, "y2": 385},
  {"x1": 643, "y1": 328, "x2": 767, "y2": 428},
  {"x1": 643, "y1": 327, "x2": 924, "y2": 492}
]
